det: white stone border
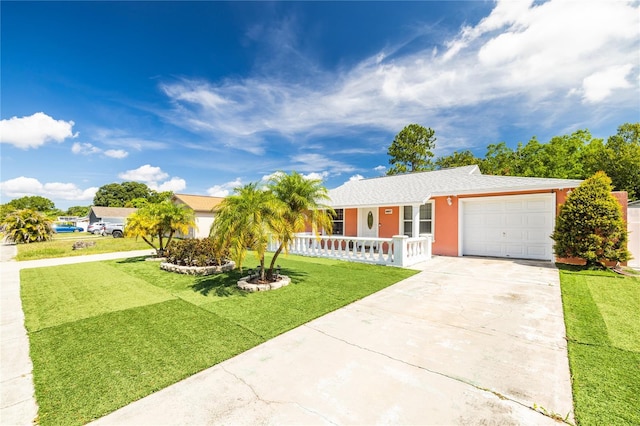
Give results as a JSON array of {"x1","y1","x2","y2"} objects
[
  {"x1": 160, "y1": 260, "x2": 236, "y2": 276},
  {"x1": 237, "y1": 275, "x2": 291, "y2": 292}
]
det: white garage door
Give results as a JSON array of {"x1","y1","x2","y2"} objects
[{"x1": 461, "y1": 194, "x2": 555, "y2": 261}]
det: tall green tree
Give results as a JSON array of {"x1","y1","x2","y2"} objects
[
  {"x1": 65, "y1": 206, "x2": 90, "y2": 217},
  {"x1": 7, "y1": 196, "x2": 55, "y2": 212},
  {"x1": 93, "y1": 182, "x2": 153, "y2": 207},
  {"x1": 434, "y1": 150, "x2": 480, "y2": 169},
  {"x1": 126, "y1": 200, "x2": 195, "y2": 256},
  {"x1": 480, "y1": 142, "x2": 516, "y2": 175},
  {"x1": 210, "y1": 183, "x2": 285, "y2": 281},
  {"x1": 538, "y1": 130, "x2": 594, "y2": 179},
  {"x1": 387, "y1": 124, "x2": 436, "y2": 175},
  {"x1": 1, "y1": 209, "x2": 53, "y2": 243},
  {"x1": 551, "y1": 172, "x2": 629, "y2": 268},
  {"x1": 267, "y1": 171, "x2": 334, "y2": 279},
  {"x1": 585, "y1": 123, "x2": 640, "y2": 201}
]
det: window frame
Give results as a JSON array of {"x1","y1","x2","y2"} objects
[{"x1": 401, "y1": 201, "x2": 435, "y2": 240}]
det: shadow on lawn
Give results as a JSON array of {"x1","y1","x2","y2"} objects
[
  {"x1": 190, "y1": 266, "x2": 312, "y2": 297},
  {"x1": 116, "y1": 256, "x2": 151, "y2": 264},
  {"x1": 191, "y1": 271, "x2": 247, "y2": 297}
]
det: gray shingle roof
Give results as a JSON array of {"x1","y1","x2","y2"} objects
[
  {"x1": 327, "y1": 165, "x2": 583, "y2": 208},
  {"x1": 90, "y1": 206, "x2": 138, "y2": 219}
]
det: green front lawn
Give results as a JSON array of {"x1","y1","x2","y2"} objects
[
  {"x1": 21, "y1": 254, "x2": 417, "y2": 425},
  {"x1": 558, "y1": 266, "x2": 640, "y2": 425},
  {"x1": 15, "y1": 235, "x2": 150, "y2": 261}
]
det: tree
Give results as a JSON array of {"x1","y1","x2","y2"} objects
[
  {"x1": 7, "y1": 196, "x2": 55, "y2": 212},
  {"x1": 125, "y1": 190, "x2": 173, "y2": 208},
  {"x1": 66, "y1": 206, "x2": 90, "y2": 217},
  {"x1": 93, "y1": 182, "x2": 153, "y2": 207},
  {"x1": 435, "y1": 150, "x2": 480, "y2": 169},
  {"x1": 387, "y1": 124, "x2": 436, "y2": 175},
  {"x1": 125, "y1": 200, "x2": 195, "y2": 256},
  {"x1": 537, "y1": 130, "x2": 593, "y2": 179},
  {"x1": 551, "y1": 172, "x2": 629, "y2": 268},
  {"x1": 210, "y1": 183, "x2": 285, "y2": 281},
  {"x1": 267, "y1": 171, "x2": 334, "y2": 279},
  {"x1": 584, "y1": 123, "x2": 640, "y2": 201},
  {"x1": 479, "y1": 142, "x2": 517, "y2": 175},
  {"x1": 1, "y1": 209, "x2": 53, "y2": 243}
]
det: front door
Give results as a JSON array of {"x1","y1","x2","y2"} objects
[{"x1": 359, "y1": 208, "x2": 378, "y2": 239}]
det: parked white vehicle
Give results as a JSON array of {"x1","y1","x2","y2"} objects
[
  {"x1": 102, "y1": 223, "x2": 125, "y2": 238},
  {"x1": 87, "y1": 222, "x2": 107, "y2": 234}
]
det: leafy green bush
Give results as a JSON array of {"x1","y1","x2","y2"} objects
[
  {"x1": 164, "y1": 238, "x2": 229, "y2": 267},
  {"x1": 552, "y1": 171, "x2": 630, "y2": 268},
  {"x1": 1, "y1": 209, "x2": 53, "y2": 244}
]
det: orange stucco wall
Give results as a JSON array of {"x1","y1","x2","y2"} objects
[
  {"x1": 344, "y1": 208, "x2": 358, "y2": 236},
  {"x1": 378, "y1": 206, "x2": 399, "y2": 238},
  {"x1": 433, "y1": 196, "x2": 459, "y2": 256}
]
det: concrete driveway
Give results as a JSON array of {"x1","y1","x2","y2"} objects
[{"x1": 93, "y1": 256, "x2": 573, "y2": 425}]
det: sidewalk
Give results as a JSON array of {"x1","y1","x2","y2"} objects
[{"x1": 0, "y1": 245, "x2": 154, "y2": 426}]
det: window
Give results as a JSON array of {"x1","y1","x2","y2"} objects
[
  {"x1": 332, "y1": 209, "x2": 344, "y2": 235},
  {"x1": 403, "y1": 203, "x2": 433, "y2": 237},
  {"x1": 403, "y1": 206, "x2": 413, "y2": 237}
]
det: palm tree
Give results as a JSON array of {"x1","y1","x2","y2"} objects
[
  {"x1": 126, "y1": 200, "x2": 195, "y2": 256},
  {"x1": 1, "y1": 209, "x2": 53, "y2": 243},
  {"x1": 210, "y1": 183, "x2": 286, "y2": 281},
  {"x1": 267, "y1": 171, "x2": 335, "y2": 279}
]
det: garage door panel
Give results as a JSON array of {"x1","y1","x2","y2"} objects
[{"x1": 462, "y1": 194, "x2": 554, "y2": 261}]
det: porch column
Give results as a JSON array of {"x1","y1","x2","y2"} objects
[{"x1": 412, "y1": 203, "x2": 421, "y2": 238}]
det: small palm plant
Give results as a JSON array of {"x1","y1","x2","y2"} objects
[
  {"x1": 267, "y1": 171, "x2": 334, "y2": 279},
  {"x1": 211, "y1": 183, "x2": 285, "y2": 282},
  {"x1": 1, "y1": 209, "x2": 53, "y2": 243}
]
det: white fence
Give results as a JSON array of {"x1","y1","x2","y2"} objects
[{"x1": 268, "y1": 233, "x2": 432, "y2": 267}]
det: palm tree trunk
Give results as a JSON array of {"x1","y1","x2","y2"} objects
[{"x1": 267, "y1": 243, "x2": 284, "y2": 280}]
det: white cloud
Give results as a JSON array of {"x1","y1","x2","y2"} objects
[
  {"x1": 302, "y1": 171, "x2": 329, "y2": 181},
  {"x1": 104, "y1": 149, "x2": 129, "y2": 159},
  {"x1": 207, "y1": 178, "x2": 242, "y2": 197},
  {"x1": 582, "y1": 64, "x2": 634, "y2": 103},
  {"x1": 72, "y1": 142, "x2": 129, "y2": 158},
  {"x1": 118, "y1": 164, "x2": 185, "y2": 192},
  {"x1": 0, "y1": 176, "x2": 97, "y2": 201},
  {"x1": 159, "y1": 0, "x2": 639, "y2": 150},
  {"x1": 72, "y1": 142, "x2": 102, "y2": 155},
  {"x1": 156, "y1": 177, "x2": 186, "y2": 192},
  {"x1": 119, "y1": 164, "x2": 169, "y2": 183},
  {"x1": 349, "y1": 174, "x2": 364, "y2": 181},
  {"x1": 0, "y1": 112, "x2": 77, "y2": 149},
  {"x1": 291, "y1": 153, "x2": 356, "y2": 174}
]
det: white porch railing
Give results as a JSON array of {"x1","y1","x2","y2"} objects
[{"x1": 268, "y1": 233, "x2": 432, "y2": 267}]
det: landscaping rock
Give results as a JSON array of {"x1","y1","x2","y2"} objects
[
  {"x1": 160, "y1": 260, "x2": 235, "y2": 276},
  {"x1": 72, "y1": 241, "x2": 96, "y2": 250},
  {"x1": 237, "y1": 275, "x2": 291, "y2": 292}
]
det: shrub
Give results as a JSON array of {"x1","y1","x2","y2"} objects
[
  {"x1": 164, "y1": 238, "x2": 230, "y2": 267},
  {"x1": 552, "y1": 171, "x2": 630, "y2": 268},
  {"x1": 1, "y1": 209, "x2": 53, "y2": 244}
]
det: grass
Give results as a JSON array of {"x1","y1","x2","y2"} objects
[
  {"x1": 558, "y1": 265, "x2": 640, "y2": 425},
  {"x1": 21, "y1": 253, "x2": 417, "y2": 425},
  {"x1": 14, "y1": 234, "x2": 150, "y2": 261}
]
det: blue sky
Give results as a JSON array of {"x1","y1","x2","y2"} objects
[{"x1": 1, "y1": 1, "x2": 639, "y2": 210}]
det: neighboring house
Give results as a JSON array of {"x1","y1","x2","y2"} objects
[
  {"x1": 88, "y1": 206, "x2": 138, "y2": 224},
  {"x1": 172, "y1": 193, "x2": 225, "y2": 238},
  {"x1": 326, "y1": 165, "x2": 596, "y2": 262},
  {"x1": 628, "y1": 200, "x2": 640, "y2": 268}
]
